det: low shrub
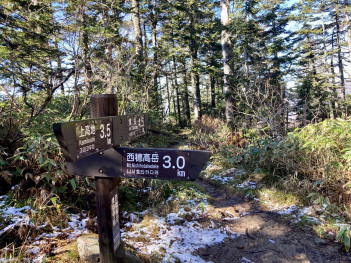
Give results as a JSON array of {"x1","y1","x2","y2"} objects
[
  {"x1": 189, "y1": 115, "x2": 249, "y2": 152},
  {"x1": 243, "y1": 118, "x2": 351, "y2": 209}
]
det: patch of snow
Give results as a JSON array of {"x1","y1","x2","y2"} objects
[
  {"x1": 203, "y1": 165, "x2": 246, "y2": 185},
  {"x1": 167, "y1": 212, "x2": 183, "y2": 224},
  {"x1": 211, "y1": 175, "x2": 234, "y2": 184},
  {"x1": 334, "y1": 224, "x2": 350, "y2": 229},
  {"x1": 237, "y1": 182, "x2": 256, "y2": 189},
  {"x1": 210, "y1": 220, "x2": 215, "y2": 228},
  {"x1": 62, "y1": 214, "x2": 90, "y2": 239},
  {"x1": 301, "y1": 207, "x2": 313, "y2": 216},
  {"x1": 123, "y1": 217, "x2": 240, "y2": 263},
  {"x1": 225, "y1": 225, "x2": 239, "y2": 235},
  {"x1": 242, "y1": 257, "x2": 254, "y2": 263},
  {"x1": 0, "y1": 203, "x2": 32, "y2": 236},
  {"x1": 122, "y1": 186, "x2": 241, "y2": 262},
  {"x1": 28, "y1": 246, "x2": 40, "y2": 254},
  {"x1": 0, "y1": 194, "x2": 94, "y2": 261},
  {"x1": 222, "y1": 217, "x2": 240, "y2": 221},
  {"x1": 129, "y1": 213, "x2": 138, "y2": 222},
  {"x1": 257, "y1": 190, "x2": 336, "y2": 231},
  {"x1": 32, "y1": 254, "x2": 45, "y2": 263},
  {"x1": 11, "y1": 184, "x2": 19, "y2": 190},
  {"x1": 240, "y1": 212, "x2": 250, "y2": 217},
  {"x1": 276, "y1": 205, "x2": 297, "y2": 215}
]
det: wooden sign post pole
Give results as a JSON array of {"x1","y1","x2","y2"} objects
[{"x1": 91, "y1": 94, "x2": 125, "y2": 263}]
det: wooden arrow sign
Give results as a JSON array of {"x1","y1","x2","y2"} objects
[
  {"x1": 66, "y1": 147, "x2": 211, "y2": 181},
  {"x1": 53, "y1": 114, "x2": 147, "y2": 162}
]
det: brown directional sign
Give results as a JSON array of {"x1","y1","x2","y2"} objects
[
  {"x1": 53, "y1": 114, "x2": 148, "y2": 162},
  {"x1": 54, "y1": 97, "x2": 211, "y2": 263},
  {"x1": 66, "y1": 147, "x2": 211, "y2": 181}
]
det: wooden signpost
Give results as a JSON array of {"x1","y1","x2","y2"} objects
[
  {"x1": 53, "y1": 114, "x2": 147, "y2": 162},
  {"x1": 53, "y1": 94, "x2": 211, "y2": 263}
]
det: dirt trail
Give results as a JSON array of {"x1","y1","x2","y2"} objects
[{"x1": 193, "y1": 179, "x2": 351, "y2": 263}]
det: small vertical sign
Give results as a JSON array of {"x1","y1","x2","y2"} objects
[{"x1": 110, "y1": 187, "x2": 121, "y2": 252}]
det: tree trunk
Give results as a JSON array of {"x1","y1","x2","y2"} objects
[
  {"x1": 69, "y1": 61, "x2": 81, "y2": 120},
  {"x1": 55, "y1": 40, "x2": 64, "y2": 95},
  {"x1": 221, "y1": 0, "x2": 234, "y2": 125},
  {"x1": 165, "y1": 74, "x2": 171, "y2": 116},
  {"x1": 148, "y1": 2, "x2": 161, "y2": 115},
  {"x1": 173, "y1": 54, "x2": 182, "y2": 127},
  {"x1": 210, "y1": 75, "x2": 216, "y2": 110},
  {"x1": 172, "y1": 87, "x2": 177, "y2": 123},
  {"x1": 345, "y1": 0, "x2": 351, "y2": 71},
  {"x1": 132, "y1": 0, "x2": 143, "y2": 60},
  {"x1": 321, "y1": 1, "x2": 334, "y2": 119},
  {"x1": 331, "y1": 31, "x2": 339, "y2": 117},
  {"x1": 79, "y1": 2, "x2": 92, "y2": 118},
  {"x1": 188, "y1": 3, "x2": 201, "y2": 123},
  {"x1": 150, "y1": 2, "x2": 158, "y2": 91},
  {"x1": 143, "y1": 21, "x2": 148, "y2": 55},
  {"x1": 190, "y1": 48, "x2": 201, "y2": 122},
  {"x1": 182, "y1": 59, "x2": 191, "y2": 125},
  {"x1": 335, "y1": 4, "x2": 345, "y2": 102}
]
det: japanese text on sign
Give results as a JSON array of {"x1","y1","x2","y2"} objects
[
  {"x1": 111, "y1": 189, "x2": 120, "y2": 251},
  {"x1": 127, "y1": 115, "x2": 146, "y2": 140},
  {"x1": 76, "y1": 118, "x2": 113, "y2": 159},
  {"x1": 122, "y1": 149, "x2": 190, "y2": 179}
]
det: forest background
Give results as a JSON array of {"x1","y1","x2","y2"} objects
[{"x1": 1, "y1": 0, "x2": 351, "y2": 259}]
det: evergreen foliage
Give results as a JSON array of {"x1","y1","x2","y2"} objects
[{"x1": 1, "y1": 0, "x2": 351, "y2": 257}]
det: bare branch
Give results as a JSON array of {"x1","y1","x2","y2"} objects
[{"x1": 0, "y1": 85, "x2": 22, "y2": 114}]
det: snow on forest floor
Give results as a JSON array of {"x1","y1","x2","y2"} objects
[
  {"x1": 0, "y1": 194, "x2": 92, "y2": 262},
  {"x1": 120, "y1": 164, "x2": 350, "y2": 261},
  {"x1": 120, "y1": 186, "x2": 241, "y2": 262},
  {"x1": 0, "y1": 164, "x2": 349, "y2": 262},
  {"x1": 202, "y1": 164, "x2": 349, "y2": 240}
]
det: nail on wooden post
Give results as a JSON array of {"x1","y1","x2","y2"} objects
[{"x1": 91, "y1": 94, "x2": 125, "y2": 263}]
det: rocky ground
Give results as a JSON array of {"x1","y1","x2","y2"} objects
[{"x1": 194, "y1": 179, "x2": 351, "y2": 263}]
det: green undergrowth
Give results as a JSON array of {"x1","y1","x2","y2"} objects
[
  {"x1": 124, "y1": 129, "x2": 186, "y2": 148},
  {"x1": 190, "y1": 116, "x2": 351, "y2": 251},
  {"x1": 243, "y1": 118, "x2": 351, "y2": 210}
]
